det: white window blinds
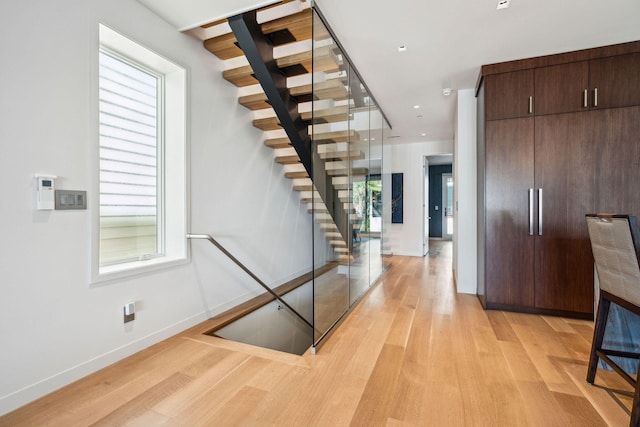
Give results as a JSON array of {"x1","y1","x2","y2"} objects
[{"x1": 98, "y1": 50, "x2": 162, "y2": 265}]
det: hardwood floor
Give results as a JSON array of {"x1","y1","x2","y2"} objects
[{"x1": 0, "y1": 241, "x2": 634, "y2": 426}]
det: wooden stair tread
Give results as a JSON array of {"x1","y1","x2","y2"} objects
[
  {"x1": 314, "y1": 218, "x2": 334, "y2": 224},
  {"x1": 276, "y1": 46, "x2": 339, "y2": 74},
  {"x1": 203, "y1": 32, "x2": 243, "y2": 60},
  {"x1": 324, "y1": 231, "x2": 342, "y2": 238},
  {"x1": 239, "y1": 92, "x2": 270, "y2": 110},
  {"x1": 203, "y1": 7, "x2": 312, "y2": 61},
  {"x1": 293, "y1": 184, "x2": 314, "y2": 191},
  {"x1": 275, "y1": 154, "x2": 301, "y2": 164},
  {"x1": 223, "y1": 46, "x2": 338, "y2": 88},
  {"x1": 300, "y1": 105, "x2": 349, "y2": 123},
  {"x1": 285, "y1": 170, "x2": 309, "y2": 179},
  {"x1": 201, "y1": 18, "x2": 227, "y2": 29},
  {"x1": 318, "y1": 149, "x2": 365, "y2": 161},
  {"x1": 311, "y1": 129, "x2": 360, "y2": 143},
  {"x1": 223, "y1": 64, "x2": 258, "y2": 87},
  {"x1": 320, "y1": 223, "x2": 338, "y2": 230},
  {"x1": 261, "y1": 9, "x2": 313, "y2": 44},
  {"x1": 265, "y1": 137, "x2": 291, "y2": 148},
  {"x1": 326, "y1": 167, "x2": 368, "y2": 177},
  {"x1": 253, "y1": 116, "x2": 282, "y2": 131},
  {"x1": 289, "y1": 78, "x2": 347, "y2": 100},
  {"x1": 301, "y1": 198, "x2": 324, "y2": 204}
]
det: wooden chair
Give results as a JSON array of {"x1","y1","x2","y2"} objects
[{"x1": 586, "y1": 214, "x2": 640, "y2": 426}]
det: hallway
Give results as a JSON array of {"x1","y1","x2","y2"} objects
[{"x1": 0, "y1": 241, "x2": 632, "y2": 426}]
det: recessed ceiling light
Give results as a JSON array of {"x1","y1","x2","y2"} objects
[
  {"x1": 421, "y1": 133, "x2": 427, "y2": 136},
  {"x1": 398, "y1": 45, "x2": 407, "y2": 52},
  {"x1": 413, "y1": 105, "x2": 420, "y2": 109},
  {"x1": 496, "y1": 0, "x2": 510, "y2": 10}
]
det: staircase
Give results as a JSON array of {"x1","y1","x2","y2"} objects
[{"x1": 191, "y1": 1, "x2": 368, "y2": 263}]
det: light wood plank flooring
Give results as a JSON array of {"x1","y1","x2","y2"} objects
[{"x1": 0, "y1": 241, "x2": 634, "y2": 426}]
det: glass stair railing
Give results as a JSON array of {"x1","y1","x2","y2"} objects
[{"x1": 193, "y1": 0, "x2": 391, "y2": 353}]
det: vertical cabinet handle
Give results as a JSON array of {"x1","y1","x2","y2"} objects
[
  {"x1": 528, "y1": 96, "x2": 533, "y2": 114},
  {"x1": 594, "y1": 87, "x2": 598, "y2": 107},
  {"x1": 538, "y1": 188, "x2": 543, "y2": 236},
  {"x1": 583, "y1": 89, "x2": 588, "y2": 108},
  {"x1": 529, "y1": 188, "x2": 534, "y2": 236}
]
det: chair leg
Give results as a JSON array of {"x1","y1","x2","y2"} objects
[{"x1": 587, "y1": 294, "x2": 611, "y2": 384}]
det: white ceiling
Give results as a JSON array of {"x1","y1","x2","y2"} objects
[{"x1": 138, "y1": 0, "x2": 640, "y2": 144}]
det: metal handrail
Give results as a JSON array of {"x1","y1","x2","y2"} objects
[{"x1": 186, "y1": 233, "x2": 313, "y2": 330}]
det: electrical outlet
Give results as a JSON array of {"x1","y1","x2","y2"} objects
[{"x1": 123, "y1": 302, "x2": 135, "y2": 323}]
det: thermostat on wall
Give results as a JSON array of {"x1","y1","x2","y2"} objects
[{"x1": 35, "y1": 174, "x2": 57, "y2": 210}]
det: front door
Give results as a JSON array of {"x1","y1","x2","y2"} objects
[{"x1": 442, "y1": 173, "x2": 453, "y2": 240}]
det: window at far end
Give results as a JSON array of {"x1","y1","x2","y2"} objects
[{"x1": 95, "y1": 24, "x2": 187, "y2": 282}]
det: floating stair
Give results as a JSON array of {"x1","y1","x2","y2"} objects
[
  {"x1": 203, "y1": 9, "x2": 314, "y2": 60},
  {"x1": 222, "y1": 45, "x2": 340, "y2": 87},
  {"x1": 264, "y1": 135, "x2": 291, "y2": 149},
  {"x1": 253, "y1": 116, "x2": 281, "y2": 131},
  {"x1": 300, "y1": 105, "x2": 349, "y2": 123},
  {"x1": 198, "y1": 1, "x2": 370, "y2": 260}
]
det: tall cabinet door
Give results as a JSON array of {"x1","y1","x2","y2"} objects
[
  {"x1": 595, "y1": 106, "x2": 640, "y2": 215},
  {"x1": 534, "y1": 113, "x2": 596, "y2": 314},
  {"x1": 485, "y1": 118, "x2": 535, "y2": 307}
]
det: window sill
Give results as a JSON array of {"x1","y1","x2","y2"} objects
[{"x1": 92, "y1": 254, "x2": 188, "y2": 285}]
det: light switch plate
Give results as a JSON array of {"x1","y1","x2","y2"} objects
[{"x1": 55, "y1": 190, "x2": 87, "y2": 210}]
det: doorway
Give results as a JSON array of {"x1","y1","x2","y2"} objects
[
  {"x1": 442, "y1": 173, "x2": 453, "y2": 240},
  {"x1": 426, "y1": 161, "x2": 452, "y2": 240},
  {"x1": 423, "y1": 157, "x2": 429, "y2": 255}
]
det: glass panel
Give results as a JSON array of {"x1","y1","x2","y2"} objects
[
  {"x1": 368, "y1": 103, "x2": 385, "y2": 284},
  {"x1": 382, "y1": 114, "x2": 393, "y2": 260},
  {"x1": 310, "y1": 7, "x2": 391, "y2": 349},
  {"x1": 311, "y1": 11, "x2": 350, "y2": 343},
  {"x1": 348, "y1": 66, "x2": 371, "y2": 305}
]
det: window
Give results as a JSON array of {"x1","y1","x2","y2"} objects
[
  {"x1": 94, "y1": 24, "x2": 187, "y2": 281},
  {"x1": 99, "y1": 50, "x2": 161, "y2": 265}
]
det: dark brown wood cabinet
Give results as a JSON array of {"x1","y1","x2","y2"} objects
[
  {"x1": 485, "y1": 70, "x2": 534, "y2": 120},
  {"x1": 533, "y1": 112, "x2": 596, "y2": 313},
  {"x1": 589, "y1": 53, "x2": 640, "y2": 110},
  {"x1": 477, "y1": 41, "x2": 640, "y2": 318},
  {"x1": 484, "y1": 117, "x2": 535, "y2": 307},
  {"x1": 534, "y1": 61, "x2": 588, "y2": 115},
  {"x1": 593, "y1": 106, "x2": 640, "y2": 214},
  {"x1": 534, "y1": 52, "x2": 640, "y2": 116}
]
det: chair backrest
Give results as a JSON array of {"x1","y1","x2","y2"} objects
[{"x1": 586, "y1": 214, "x2": 640, "y2": 307}]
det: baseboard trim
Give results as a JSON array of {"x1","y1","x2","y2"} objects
[{"x1": 392, "y1": 251, "x2": 423, "y2": 257}]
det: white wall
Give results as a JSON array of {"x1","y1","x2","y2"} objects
[
  {"x1": 389, "y1": 141, "x2": 453, "y2": 256},
  {"x1": 0, "y1": 0, "x2": 313, "y2": 415},
  {"x1": 453, "y1": 89, "x2": 477, "y2": 294}
]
